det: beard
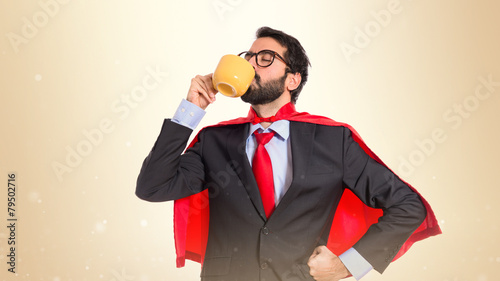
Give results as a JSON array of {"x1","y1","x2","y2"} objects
[{"x1": 240, "y1": 73, "x2": 287, "y2": 105}]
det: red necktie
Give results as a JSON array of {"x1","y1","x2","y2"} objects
[{"x1": 252, "y1": 130, "x2": 276, "y2": 218}]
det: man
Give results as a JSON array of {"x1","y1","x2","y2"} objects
[{"x1": 136, "y1": 27, "x2": 440, "y2": 281}]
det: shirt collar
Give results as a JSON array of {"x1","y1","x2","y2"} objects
[{"x1": 247, "y1": 120, "x2": 290, "y2": 141}]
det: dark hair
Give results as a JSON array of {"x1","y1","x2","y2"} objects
[{"x1": 256, "y1": 26, "x2": 311, "y2": 104}]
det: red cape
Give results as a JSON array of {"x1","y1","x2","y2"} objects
[{"x1": 173, "y1": 102, "x2": 441, "y2": 267}]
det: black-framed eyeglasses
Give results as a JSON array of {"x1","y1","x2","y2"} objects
[{"x1": 238, "y1": 49, "x2": 289, "y2": 68}]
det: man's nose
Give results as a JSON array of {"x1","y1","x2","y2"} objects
[{"x1": 248, "y1": 55, "x2": 259, "y2": 69}]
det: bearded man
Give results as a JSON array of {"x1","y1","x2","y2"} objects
[{"x1": 136, "y1": 26, "x2": 440, "y2": 281}]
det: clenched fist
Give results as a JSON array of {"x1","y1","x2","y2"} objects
[{"x1": 308, "y1": 246, "x2": 350, "y2": 281}]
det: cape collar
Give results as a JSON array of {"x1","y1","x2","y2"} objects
[{"x1": 248, "y1": 102, "x2": 297, "y2": 125}]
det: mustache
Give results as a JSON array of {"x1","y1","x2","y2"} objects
[{"x1": 254, "y1": 73, "x2": 261, "y2": 83}]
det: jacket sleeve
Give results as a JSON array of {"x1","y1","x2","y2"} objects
[
  {"x1": 136, "y1": 119, "x2": 206, "y2": 202},
  {"x1": 341, "y1": 127, "x2": 427, "y2": 273}
]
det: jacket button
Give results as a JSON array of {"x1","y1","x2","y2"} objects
[
  {"x1": 262, "y1": 227, "x2": 269, "y2": 235},
  {"x1": 261, "y1": 262, "x2": 268, "y2": 269}
]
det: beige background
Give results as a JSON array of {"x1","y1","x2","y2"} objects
[{"x1": 1, "y1": 0, "x2": 499, "y2": 280}]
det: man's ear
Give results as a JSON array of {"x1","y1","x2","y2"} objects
[{"x1": 286, "y1": 72, "x2": 302, "y2": 92}]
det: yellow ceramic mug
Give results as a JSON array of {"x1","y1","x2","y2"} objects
[{"x1": 212, "y1": 54, "x2": 255, "y2": 98}]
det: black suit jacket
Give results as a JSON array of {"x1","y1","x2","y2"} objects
[{"x1": 136, "y1": 119, "x2": 426, "y2": 281}]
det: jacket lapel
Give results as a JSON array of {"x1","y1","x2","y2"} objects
[
  {"x1": 271, "y1": 121, "x2": 316, "y2": 218},
  {"x1": 226, "y1": 123, "x2": 268, "y2": 221}
]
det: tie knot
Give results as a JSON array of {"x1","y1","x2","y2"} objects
[{"x1": 254, "y1": 130, "x2": 275, "y2": 146}]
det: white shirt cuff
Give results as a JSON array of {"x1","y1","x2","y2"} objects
[
  {"x1": 171, "y1": 99, "x2": 205, "y2": 130},
  {"x1": 338, "y1": 247, "x2": 373, "y2": 280}
]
